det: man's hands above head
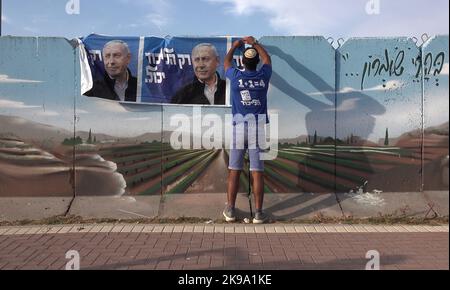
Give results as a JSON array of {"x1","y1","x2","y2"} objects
[
  {"x1": 226, "y1": 36, "x2": 271, "y2": 69},
  {"x1": 242, "y1": 36, "x2": 257, "y2": 46},
  {"x1": 233, "y1": 39, "x2": 244, "y2": 49},
  {"x1": 233, "y1": 36, "x2": 257, "y2": 48}
]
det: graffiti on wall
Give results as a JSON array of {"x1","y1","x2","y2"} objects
[{"x1": 353, "y1": 48, "x2": 446, "y2": 90}]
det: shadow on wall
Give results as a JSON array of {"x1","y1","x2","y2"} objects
[{"x1": 266, "y1": 44, "x2": 385, "y2": 195}]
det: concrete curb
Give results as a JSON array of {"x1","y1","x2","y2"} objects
[
  {"x1": 0, "y1": 191, "x2": 448, "y2": 222},
  {"x1": 0, "y1": 198, "x2": 72, "y2": 221},
  {"x1": 67, "y1": 196, "x2": 161, "y2": 220}
]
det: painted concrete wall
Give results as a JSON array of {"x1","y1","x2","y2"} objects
[
  {"x1": 337, "y1": 38, "x2": 423, "y2": 193},
  {"x1": 422, "y1": 36, "x2": 449, "y2": 191},
  {"x1": 0, "y1": 37, "x2": 77, "y2": 197},
  {"x1": 0, "y1": 36, "x2": 448, "y2": 198}
]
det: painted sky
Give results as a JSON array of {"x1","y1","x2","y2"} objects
[{"x1": 1, "y1": 0, "x2": 449, "y2": 39}]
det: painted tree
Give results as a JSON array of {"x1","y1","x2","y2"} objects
[
  {"x1": 384, "y1": 128, "x2": 389, "y2": 146},
  {"x1": 313, "y1": 130, "x2": 318, "y2": 145},
  {"x1": 87, "y1": 129, "x2": 92, "y2": 144},
  {"x1": 62, "y1": 136, "x2": 83, "y2": 146}
]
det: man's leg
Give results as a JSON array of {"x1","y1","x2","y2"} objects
[
  {"x1": 224, "y1": 170, "x2": 241, "y2": 222},
  {"x1": 225, "y1": 148, "x2": 245, "y2": 222},
  {"x1": 251, "y1": 171, "x2": 264, "y2": 211},
  {"x1": 249, "y1": 147, "x2": 268, "y2": 224},
  {"x1": 227, "y1": 145, "x2": 245, "y2": 207},
  {"x1": 227, "y1": 169, "x2": 241, "y2": 208}
]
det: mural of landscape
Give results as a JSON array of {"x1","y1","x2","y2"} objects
[
  {"x1": 0, "y1": 36, "x2": 448, "y2": 197},
  {"x1": 423, "y1": 35, "x2": 449, "y2": 191}
]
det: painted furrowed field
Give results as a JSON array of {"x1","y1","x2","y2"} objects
[
  {"x1": 269, "y1": 144, "x2": 418, "y2": 193},
  {"x1": 98, "y1": 142, "x2": 421, "y2": 195},
  {"x1": 99, "y1": 143, "x2": 222, "y2": 195}
]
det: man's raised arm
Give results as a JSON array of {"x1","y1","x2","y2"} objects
[{"x1": 224, "y1": 39, "x2": 244, "y2": 71}]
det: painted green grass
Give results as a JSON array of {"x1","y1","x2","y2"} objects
[
  {"x1": 126, "y1": 150, "x2": 209, "y2": 186},
  {"x1": 163, "y1": 150, "x2": 209, "y2": 171},
  {"x1": 109, "y1": 148, "x2": 177, "y2": 165},
  {"x1": 275, "y1": 154, "x2": 365, "y2": 184},
  {"x1": 157, "y1": 150, "x2": 217, "y2": 194},
  {"x1": 99, "y1": 143, "x2": 169, "y2": 154},
  {"x1": 285, "y1": 147, "x2": 411, "y2": 164},
  {"x1": 289, "y1": 145, "x2": 415, "y2": 158},
  {"x1": 111, "y1": 151, "x2": 163, "y2": 165},
  {"x1": 266, "y1": 159, "x2": 349, "y2": 192},
  {"x1": 278, "y1": 150, "x2": 375, "y2": 173},
  {"x1": 106, "y1": 146, "x2": 173, "y2": 158},
  {"x1": 126, "y1": 167, "x2": 161, "y2": 186},
  {"x1": 139, "y1": 150, "x2": 215, "y2": 195},
  {"x1": 118, "y1": 149, "x2": 201, "y2": 174},
  {"x1": 264, "y1": 166, "x2": 300, "y2": 191}
]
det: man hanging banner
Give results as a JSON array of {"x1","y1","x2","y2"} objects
[{"x1": 81, "y1": 34, "x2": 239, "y2": 105}]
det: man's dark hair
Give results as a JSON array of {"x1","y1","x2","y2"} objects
[{"x1": 242, "y1": 47, "x2": 260, "y2": 71}]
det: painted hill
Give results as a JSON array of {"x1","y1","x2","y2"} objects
[
  {"x1": 0, "y1": 115, "x2": 163, "y2": 146},
  {"x1": 393, "y1": 122, "x2": 449, "y2": 147},
  {"x1": 0, "y1": 115, "x2": 73, "y2": 145}
]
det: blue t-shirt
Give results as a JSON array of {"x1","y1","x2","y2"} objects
[{"x1": 226, "y1": 64, "x2": 272, "y2": 125}]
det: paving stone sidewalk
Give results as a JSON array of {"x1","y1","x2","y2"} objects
[{"x1": 0, "y1": 224, "x2": 448, "y2": 270}]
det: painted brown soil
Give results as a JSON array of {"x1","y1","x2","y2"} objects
[
  {"x1": 265, "y1": 164, "x2": 331, "y2": 193},
  {"x1": 164, "y1": 151, "x2": 217, "y2": 193},
  {"x1": 128, "y1": 173, "x2": 162, "y2": 195},
  {"x1": 275, "y1": 157, "x2": 357, "y2": 190},
  {"x1": 127, "y1": 150, "x2": 213, "y2": 195},
  {"x1": 184, "y1": 150, "x2": 228, "y2": 193}
]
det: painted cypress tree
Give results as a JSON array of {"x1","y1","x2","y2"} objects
[
  {"x1": 87, "y1": 129, "x2": 92, "y2": 144},
  {"x1": 384, "y1": 128, "x2": 389, "y2": 146}
]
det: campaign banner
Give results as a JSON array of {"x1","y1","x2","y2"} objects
[{"x1": 81, "y1": 34, "x2": 242, "y2": 105}]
